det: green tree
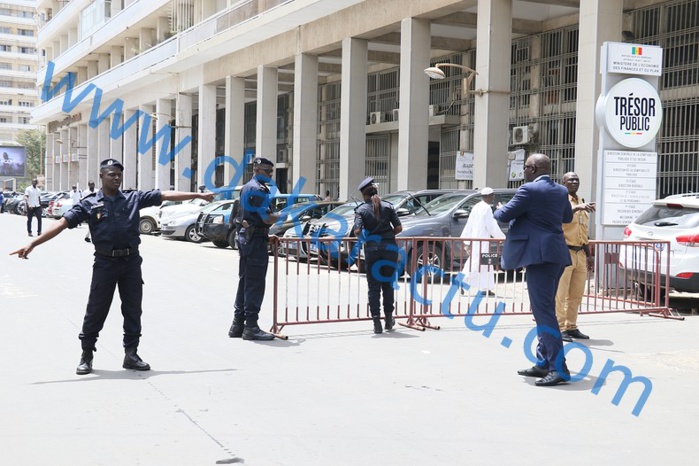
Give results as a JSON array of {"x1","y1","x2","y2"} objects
[{"x1": 15, "y1": 129, "x2": 46, "y2": 187}]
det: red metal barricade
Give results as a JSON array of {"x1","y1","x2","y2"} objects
[{"x1": 270, "y1": 236, "x2": 677, "y2": 335}]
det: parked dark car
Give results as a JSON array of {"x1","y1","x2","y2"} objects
[
  {"x1": 396, "y1": 189, "x2": 517, "y2": 276},
  {"x1": 4, "y1": 192, "x2": 26, "y2": 215},
  {"x1": 381, "y1": 189, "x2": 454, "y2": 216},
  {"x1": 305, "y1": 201, "x2": 362, "y2": 268}
]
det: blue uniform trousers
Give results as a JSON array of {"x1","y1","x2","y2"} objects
[
  {"x1": 79, "y1": 254, "x2": 144, "y2": 350},
  {"x1": 234, "y1": 237, "x2": 269, "y2": 327},
  {"x1": 526, "y1": 262, "x2": 569, "y2": 373},
  {"x1": 364, "y1": 246, "x2": 399, "y2": 318}
]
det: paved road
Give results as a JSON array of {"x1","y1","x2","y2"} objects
[{"x1": 0, "y1": 212, "x2": 697, "y2": 465}]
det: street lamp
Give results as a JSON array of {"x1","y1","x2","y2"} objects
[{"x1": 424, "y1": 63, "x2": 480, "y2": 96}]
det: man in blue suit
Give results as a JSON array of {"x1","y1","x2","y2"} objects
[{"x1": 494, "y1": 153, "x2": 573, "y2": 386}]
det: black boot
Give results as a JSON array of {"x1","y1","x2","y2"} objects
[
  {"x1": 373, "y1": 318, "x2": 383, "y2": 334},
  {"x1": 76, "y1": 349, "x2": 94, "y2": 375},
  {"x1": 123, "y1": 347, "x2": 150, "y2": 371},
  {"x1": 384, "y1": 314, "x2": 395, "y2": 331},
  {"x1": 242, "y1": 326, "x2": 275, "y2": 341},
  {"x1": 228, "y1": 317, "x2": 244, "y2": 338}
]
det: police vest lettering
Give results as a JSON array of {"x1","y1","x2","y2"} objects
[{"x1": 614, "y1": 94, "x2": 656, "y2": 132}]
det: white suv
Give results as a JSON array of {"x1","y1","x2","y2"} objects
[{"x1": 621, "y1": 193, "x2": 699, "y2": 293}]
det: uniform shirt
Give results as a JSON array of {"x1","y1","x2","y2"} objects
[
  {"x1": 63, "y1": 189, "x2": 162, "y2": 251},
  {"x1": 562, "y1": 194, "x2": 589, "y2": 247},
  {"x1": 239, "y1": 176, "x2": 274, "y2": 229},
  {"x1": 353, "y1": 200, "x2": 401, "y2": 245},
  {"x1": 24, "y1": 185, "x2": 41, "y2": 208}
]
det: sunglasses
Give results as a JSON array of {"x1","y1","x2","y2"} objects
[{"x1": 258, "y1": 167, "x2": 274, "y2": 175}]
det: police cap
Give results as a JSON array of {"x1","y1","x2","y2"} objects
[
  {"x1": 100, "y1": 158, "x2": 124, "y2": 171},
  {"x1": 253, "y1": 157, "x2": 274, "y2": 167},
  {"x1": 357, "y1": 177, "x2": 375, "y2": 192}
]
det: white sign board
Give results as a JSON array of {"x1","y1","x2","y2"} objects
[
  {"x1": 606, "y1": 43, "x2": 663, "y2": 76},
  {"x1": 602, "y1": 150, "x2": 657, "y2": 225},
  {"x1": 598, "y1": 78, "x2": 663, "y2": 148},
  {"x1": 507, "y1": 149, "x2": 525, "y2": 182},
  {"x1": 455, "y1": 151, "x2": 473, "y2": 181}
]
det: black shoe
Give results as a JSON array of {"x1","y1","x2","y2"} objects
[
  {"x1": 242, "y1": 326, "x2": 275, "y2": 341},
  {"x1": 228, "y1": 319, "x2": 244, "y2": 338},
  {"x1": 123, "y1": 347, "x2": 150, "y2": 371},
  {"x1": 567, "y1": 328, "x2": 590, "y2": 339},
  {"x1": 535, "y1": 370, "x2": 569, "y2": 387},
  {"x1": 517, "y1": 366, "x2": 548, "y2": 378},
  {"x1": 76, "y1": 350, "x2": 93, "y2": 375},
  {"x1": 373, "y1": 319, "x2": 383, "y2": 334},
  {"x1": 384, "y1": 315, "x2": 395, "y2": 331},
  {"x1": 561, "y1": 331, "x2": 573, "y2": 342},
  {"x1": 28, "y1": 232, "x2": 33, "y2": 237}
]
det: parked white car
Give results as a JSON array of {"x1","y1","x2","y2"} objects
[
  {"x1": 139, "y1": 200, "x2": 183, "y2": 235},
  {"x1": 159, "y1": 198, "x2": 210, "y2": 224},
  {"x1": 621, "y1": 193, "x2": 699, "y2": 294},
  {"x1": 46, "y1": 193, "x2": 74, "y2": 218}
]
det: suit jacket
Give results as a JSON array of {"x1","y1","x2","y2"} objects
[{"x1": 493, "y1": 175, "x2": 573, "y2": 270}]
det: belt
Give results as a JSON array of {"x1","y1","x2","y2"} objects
[
  {"x1": 95, "y1": 247, "x2": 138, "y2": 257},
  {"x1": 567, "y1": 245, "x2": 586, "y2": 252}
]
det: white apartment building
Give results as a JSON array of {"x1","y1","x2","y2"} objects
[
  {"x1": 32, "y1": 0, "x2": 699, "y2": 205},
  {"x1": 0, "y1": 0, "x2": 39, "y2": 143}
]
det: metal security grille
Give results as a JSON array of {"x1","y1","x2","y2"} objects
[
  {"x1": 631, "y1": 0, "x2": 699, "y2": 197},
  {"x1": 365, "y1": 135, "x2": 390, "y2": 195},
  {"x1": 317, "y1": 82, "x2": 341, "y2": 197},
  {"x1": 367, "y1": 70, "x2": 399, "y2": 121}
]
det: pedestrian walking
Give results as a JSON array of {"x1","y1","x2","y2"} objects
[
  {"x1": 10, "y1": 159, "x2": 214, "y2": 375},
  {"x1": 353, "y1": 177, "x2": 403, "y2": 334},
  {"x1": 556, "y1": 172, "x2": 596, "y2": 342},
  {"x1": 24, "y1": 179, "x2": 42, "y2": 236},
  {"x1": 494, "y1": 153, "x2": 573, "y2": 387},
  {"x1": 228, "y1": 157, "x2": 281, "y2": 341},
  {"x1": 459, "y1": 187, "x2": 505, "y2": 297}
]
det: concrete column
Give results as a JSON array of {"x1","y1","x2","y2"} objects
[
  {"x1": 78, "y1": 124, "x2": 88, "y2": 189},
  {"x1": 87, "y1": 123, "x2": 99, "y2": 187},
  {"x1": 473, "y1": 0, "x2": 512, "y2": 190},
  {"x1": 98, "y1": 122, "x2": 111, "y2": 163},
  {"x1": 197, "y1": 84, "x2": 217, "y2": 189},
  {"x1": 68, "y1": 127, "x2": 79, "y2": 188},
  {"x1": 175, "y1": 93, "x2": 193, "y2": 191},
  {"x1": 224, "y1": 77, "x2": 244, "y2": 188},
  {"x1": 154, "y1": 98, "x2": 172, "y2": 190},
  {"x1": 68, "y1": 27, "x2": 77, "y2": 47},
  {"x1": 77, "y1": 66, "x2": 87, "y2": 85},
  {"x1": 98, "y1": 53, "x2": 110, "y2": 74},
  {"x1": 59, "y1": 129, "x2": 68, "y2": 190},
  {"x1": 202, "y1": 0, "x2": 216, "y2": 19},
  {"x1": 110, "y1": 46, "x2": 123, "y2": 67},
  {"x1": 256, "y1": 65, "x2": 278, "y2": 161},
  {"x1": 53, "y1": 134, "x2": 61, "y2": 190},
  {"x1": 87, "y1": 60, "x2": 98, "y2": 79},
  {"x1": 111, "y1": 0, "x2": 123, "y2": 16},
  {"x1": 397, "y1": 18, "x2": 430, "y2": 191},
  {"x1": 138, "y1": 105, "x2": 155, "y2": 190},
  {"x1": 157, "y1": 16, "x2": 170, "y2": 42},
  {"x1": 110, "y1": 115, "x2": 123, "y2": 164},
  {"x1": 124, "y1": 37, "x2": 138, "y2": 61},
  {"x1": 59, "y1": 35, "x2": 67, "y2": 56},
  {"x1": 292, "y1": 54, "x2": 318, "y2": 193},
  {"x1": 123, "y1": 109, "x2": 139, "y2": 190},
  {"x1": 339, "y1": 37, "x2": 368, "y2": 200},
  {"x1": 575, "y1": 0, "x2": 623, "y2": 231},
  {"x1": 46, "y1": 132, "x2": 54, "y2": 190}
]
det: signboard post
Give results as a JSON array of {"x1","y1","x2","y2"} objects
[{"x1": 594, "y1": 42, "x2": 663, "y2": 241}]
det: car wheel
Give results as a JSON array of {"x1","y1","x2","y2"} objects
[
  {"x1": 139, "y1": 218, "x2": 156, "y2": 235},
  {"x1": 15, "y1": 203, "x2": 26, "y2": 215},
  {"x1": 185, "y1": 225, "x2": 204, "y2": 243},
  {"x1": 409, "y1": 244, "x2": 445, "y2": 283},
  {"x1": 213, "y1": 239, "x2": 230, "y2": 248},
  {"x1": 228, "y1": 229, "x2": 238, "y2": 249}
]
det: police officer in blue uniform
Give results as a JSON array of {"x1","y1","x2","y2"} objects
[
  {"x1": 12, "y1": 158, "x2": 214, "y2": 375},
  {"x1": 353, "y1": 177, "x2": 403, "y2": 334},
  {"x1": 228, "y1": 157, "x2": 281, "y2": 341}
]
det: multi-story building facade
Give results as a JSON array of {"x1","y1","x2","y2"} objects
[
  {"x1": 0, "y1": 0, "x2": 39, "y2": 143},
  {"x1": 32, "y1": 0, "x2": 699, "y2": 212}
]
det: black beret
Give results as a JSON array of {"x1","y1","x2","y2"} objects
[
  {"x1": 253, "y1": 157, "x2": 274, "y2": 167},
  {"x1": 358, "y1": 177, "x2": 375, "y2": 192},
  {"x1": 100, "y1": 158, "x2": 124, "y2": 170}
]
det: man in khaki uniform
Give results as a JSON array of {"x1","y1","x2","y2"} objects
[{"x1": 556, "y1": 172, "x2": 596, "y2": 342}]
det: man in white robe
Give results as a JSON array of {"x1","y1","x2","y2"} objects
[{"x1": 459, "y1": 187, "x2": 505, "y2": 296}]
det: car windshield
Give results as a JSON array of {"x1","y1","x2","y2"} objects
[
  {"x1": 325, "y1": 203, "x2": 358, "y2": 217},
  {"x1": 414, "y1": 194, "x2": 468, "y2": 216},
  {"x1": 382, "y1": 194, "x2": 406, "y2": 206},
  {"x1": 635, "y1": 204, "x2": 699, "y2": 228}
]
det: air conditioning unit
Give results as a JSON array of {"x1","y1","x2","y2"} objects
[
  {"x1": 392, "y1": 108, "x2": 399, "y2": 121},
  {"x1": 370, "y1": 111, "x2": 385, "y2": 124},
  {"x1": 512, "y1": 125, "x2": 536, "y2": 145},
  {"x1": 428, "y1": 104, "x2": 441, "y2": 117}
]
